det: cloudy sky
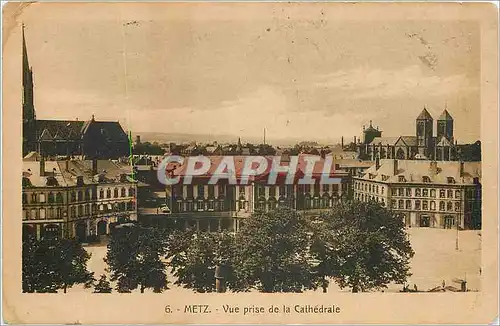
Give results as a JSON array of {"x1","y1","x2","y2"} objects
[{"x1": 4, "y1": 3, "x2": 481, "y2": 143}]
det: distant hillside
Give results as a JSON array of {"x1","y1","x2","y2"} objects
[{"x1": 133, "y1": 131, "x2": 339, "y2": 147}]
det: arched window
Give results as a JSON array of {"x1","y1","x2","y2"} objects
[
  {"x1": 85, "y1": 189, "x2": 91, "y2": 201},
  {"x1": 430, "y1": 189, "x2": 436, "y2": 197},
  {"x1": 99, "y1": 189, "x2": 104, "y2": 199},
  {"x1": 430, "y1": 201, "x2": 436, "y2": 210},
  {"x1": 447, "y1": 202, "x2": 453, "y2": 211},
  {"x1": 439, "y1": 201, "x2": 445, "y2": 211},
  {"x1": 114, "y1": 188, "x2": 119, "y2": 198},
  {"x1": 77, "y1": 191, "x2": 83, "y2": 201},
  {"x1": 48, "y1": 192, "x2": 55, "y2": 203},
  {"x1": 121, "y1": 188, "x2": 126, "y2": 197},
  {"x1": 106, "y1": 189, "x2": 111, "y2": 198},
  {"x1": 129, "y1": 187, "x2": 135, "y2": 197}
]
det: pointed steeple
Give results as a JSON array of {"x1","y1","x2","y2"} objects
[
  {"x1": 416, "y1": 107, "x2": 433, "y2": 120},
  {"x1": 22, "y1": 23, "x2": 35, "y2": 122},
  {"x1": 438, "y1": 109, "x2": 453, "y2": 121}
]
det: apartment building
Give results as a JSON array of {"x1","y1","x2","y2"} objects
[{"x1": 353, "y1": 159, "x2": 482, "y2": 229}]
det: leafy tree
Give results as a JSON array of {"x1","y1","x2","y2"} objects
[
  {"x1": 105, "y1": 225, "x2": 169, "y2": 293},
  {"x1": 232, "y1": 207, "x2": 320, "y2": 293},
  {"x1": 167, "y1": 229, "x2": 240, "y2": 293},
  {"x1": 22, "y1": 237, "x2": 94, "y2": 293},
  {"x1": 94, "y1": 274, "x2": 112, "y2": 293},
  {"x1": 314, "y1": 200, "x2": 414, "y2": 293}
]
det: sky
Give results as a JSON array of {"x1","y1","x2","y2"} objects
[{"x1": 4, "y1": 3, "x2": 481, "y2": 144}]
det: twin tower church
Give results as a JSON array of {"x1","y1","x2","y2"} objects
[{"x1": 357, "y1": 108, "x2": 459, "y2": 161}]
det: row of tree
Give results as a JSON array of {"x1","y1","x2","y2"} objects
[
  {"x1": 22, "y1": 201, "x2": 414, "y2": 293},
  {"x1": 105, "y1": 201, "x2": 414, "y2": 293}
]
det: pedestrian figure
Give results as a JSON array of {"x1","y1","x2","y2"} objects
[
  {"x1": 442, "y1": 280, "x2": 445, "y2": 288},
  {"x1": 413, "y1": 284, "x2": 418, "y2": 292},
  {"x1": 479, "y1": 267, "x2": 482, "y2": 276},
  {"x1": 322, "y1": 278, "x2": 329, "y2": 293}
]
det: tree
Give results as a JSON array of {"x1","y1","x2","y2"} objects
[
  {"x1": 232, "y1": 207, "x2": 320, "y2": 293},
  {"x1": 105, "y1": 225, "x2": 169, "y2": 293},
  {"x1": 94, "y1": 274, "x2": 112, "y2": 293},
  {"x1": 314, "y1": 200, "x2": 414, "y2": 293},
  {"x1": 167, "y1": 229, "x2": 240, "y2": 293},
  {"x1": 22, "y1": 237, "x2": 94, "y2": 293}
]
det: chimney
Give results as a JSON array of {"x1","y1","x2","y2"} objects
[
  {"x1": 375, "y1": 155, "x2": 380, "y2": 170},
  {"x1": 92, "y1": 159, "x2": 98, "y2": 175},
  {"x1": 393, "y1": 159, "x2": 398, "y2": 175},
  {"x1": 40, "y1": 156, "x2": 46, "y2": 177},
  {"x1": 341, "y1": 136, "x2": 344, "y2": 148},
  {"x1": 354, "y1": 136, "x2": 357, "y2": 144},
  {"x1": 65, "y1": 160, "x2": 70, "y2": 171},
  {"x1": 459, "y1": 161, "x2": 464, "y2": 177},
  {"x1": 429, "y1": 161, "x2": 438, "y2": 175}
]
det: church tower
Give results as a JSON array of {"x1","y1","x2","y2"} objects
[
  {"x1": 437, "y1": 109, "x2": 454, "y2": 142},
  {"x1": 416, "y1": 107, "x2": 433, "y2": 158},
  {"x1": 22, "y1": 24, "x2": 37, "y2": 156}
]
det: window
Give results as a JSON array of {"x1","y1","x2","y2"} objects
[
  {"x1": 197, "y1": 185, "x2": 205, "y2": 198},
  {"x1": 31, "y1": 193, "x2": 37, "y2": 203},
  {"x1": 39, "y1": 193, "x2": 46, "y2": 203},
  {"x1": 332, "y1": 184, "x2": 339, "y2": 193},
  {"x1": 398, "y1": 176, "x2": 406, "y2": 182},
  {"x1": 447, "y1": 190, "x2": 453, "y2": 198},
  {"x1": 129, "y1": 187, "x2": 135, "y2": 197},
  {"x1": 48, "y1": 192, "x2": 55, "y2": 203},
  {"x1": 197, "y1": 199, "x2": 205, "y2": 211},
  {"x1": 70, "y1": 206, "x2": 76, "y2": 217},
  {"x1": 406, "y1": 200, "x2": 411, "y2": 209},
  {"x1": 78, "y1": 205, "x2": 83, "y2": 215},
  {"x1": 369, "y1": 185, "x2": 372, "y2": 192},
  {"x1": 22, "y1": 193, "x2": 28, "y2": 204},
  {"x1": 30, "y1": 209, "x2": 37, "y2": 220},
  {"x1": 398, "y1": 200, "x2": 404, "y2": 209},
  {"x1": 314, "y1": 184, "x2": 320, "y2": 196},
  {"x1": 406, "y1": 188, "x2": 412, "y2": 197},
  {"x1": 99, "y1": 189, "x2": 104, "y2": 199},
  {"x1": 78, "y1": 191, "x2": 83, "y2": 201},
  {"x1": 423, "y1": 201, "x2": 428, "y2": 210},
  {"x1": 114, "y1": 188, "x2": 119, "y2": 198},
  {"x1": 85, "y1": 189, "x2": 91, "y2": 201},
  {"x1": 422, "y1": 189, "x2": 428, "y2": 197},
  {"x1": 106, "y1": 189, "x2": 111, "y2": 198},
  {"x1": 305, "y1": 184, "x2": 311, "y2": 193},
  {"x1": 430, "y1": 189, "x2": 436, "y2": 197},
  {"x1": 398, "y1": 188, "x2": 404, "y2": 196},
  {"x1": 455, "y1": 190, "x2": 461, "y2": 199},
  {"x1": 207, "y1": 185, "x2": 215, "y2": 198},
  {"x1": 447, "y1": 202, "x2": 453, "y2": 211},
  {"x1": 23, "y1": 210, "x2": 27, "y2": 220},
  {"x1": 208, "y1": 200, "x2": 215, "y2": 210},
  {"x1": 376, "y1": 185, "x2": 379, "y2": 194},
  {"x1": 120, "y1": 188, "x2": 126, "y2": 197},
  {"x1": 415, "y1": 200, "x2": 421, "y2": 210},
  {"x1": 322, "y1": 184, "x2": 329, "y2": 192},
  {"x1": 439, "y1": 201, "x2": 445, "y2": 211},
  {"x1": 39, "y1": 208, "x2": 46, "y2": 219},
  {"x1": 364, "y1": 184, "x2": 367, "y2": 191},
  {"x1": 440, "y1": 190, "x2": 446, "y2": 198},
  {"x1": 381, "y1": 187, "x2": 384, "y2": 195},
  {"x1": 239, "y1": 186, "x2": 246, "y2": 196},
  {"x1": 447, "y1": 177, "x2": 455, "y2": 184},
  {"x1": 473, "y1": 177, "x2": 480, "y2": 184},
  {"x1": 85, "y1": 205, "x2": 89, "y2": 215},
  {"x1": 269, "y1": 186, "x2": 276, "y2": 198},
  {"x1": 422, "y1": 176, "x2": 431, "y2": 183},
  {"x1": 392, "y1": 188, "x2": 397, "y2": 196},
  {"x1": 391, "y1": 200, "x2": 397, "y2": 209},
  {"x1": 415, "y1": 188, "x2": 421, "y2": 197},
  {"x1": 279, "y1": 186, "x2": 286, "y2": 196},
  {"x1": 218, "y1": 185, "x2": 225, "y2": 197},
  {"x1": 430, "y1": 201, "x2": 436, "y2": 210}
]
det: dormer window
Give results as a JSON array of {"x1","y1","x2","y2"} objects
[
  {"x1": 46, "y1": 176, "x2": 59, "y2": 187},
  {"x1": 422, "y1": 176, "x2": 431, "y2": 183},
  {"x1": 76, "y1": 176, "x2": 84, "y2": 186},
  {"x1": 447, "y1": 177, "x2": 455, "y2": 184},
  {"x1": 473, "y1": 177, "x2": 480, "y2": 184},
  {"x1": 398, "y1": 176, "x2": 406, "y2": 182},
  {"x1": 381, "y1": 175, "x2": 390, "y2": 181},
  {"x1": 369, "y1": 173, "x2": 375, "y2": 180}
]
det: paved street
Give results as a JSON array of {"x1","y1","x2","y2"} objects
[{"x1": 70, "y1": 228, "x2": 481, "y2": 294}]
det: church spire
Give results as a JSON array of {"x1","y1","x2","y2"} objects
[{"x1": 22, "y1": 23, "x2": 35, "y2": 122}]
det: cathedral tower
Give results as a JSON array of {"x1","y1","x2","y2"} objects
[
  {"x1": 416, "y1": 107, "x2": 433, "y2": 158},
  {"x1": 437, "y1": 109, "x2": 454, "y2": 142}
]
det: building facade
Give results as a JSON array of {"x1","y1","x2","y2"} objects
[
  {"x1": 353, "y1": 159, "x2": 482, "y2": 229},
  {"x1": 22, "y1": 159, "x2": 137, "y2": 241},
  {"x1": 141, "y1": 155, "x2": 351, "y2": 232}
]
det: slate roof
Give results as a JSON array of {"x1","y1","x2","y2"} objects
[
  {"x1": 36, "y1": 120, "x2": 84, "y2": 141},
  {"x1": 438, "y1": 109, "x2": 453, "y2": 121},
  {"x1": 416, "y1": 108, "x2": 433, "y2": 120},
  {"x1": 356, "y1": 159, "x2": 481, "y2": 185}
]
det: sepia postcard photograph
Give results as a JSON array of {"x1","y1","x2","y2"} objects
[{"x1": 2, "y1": 1, "x2": 498, "y2": 324}]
